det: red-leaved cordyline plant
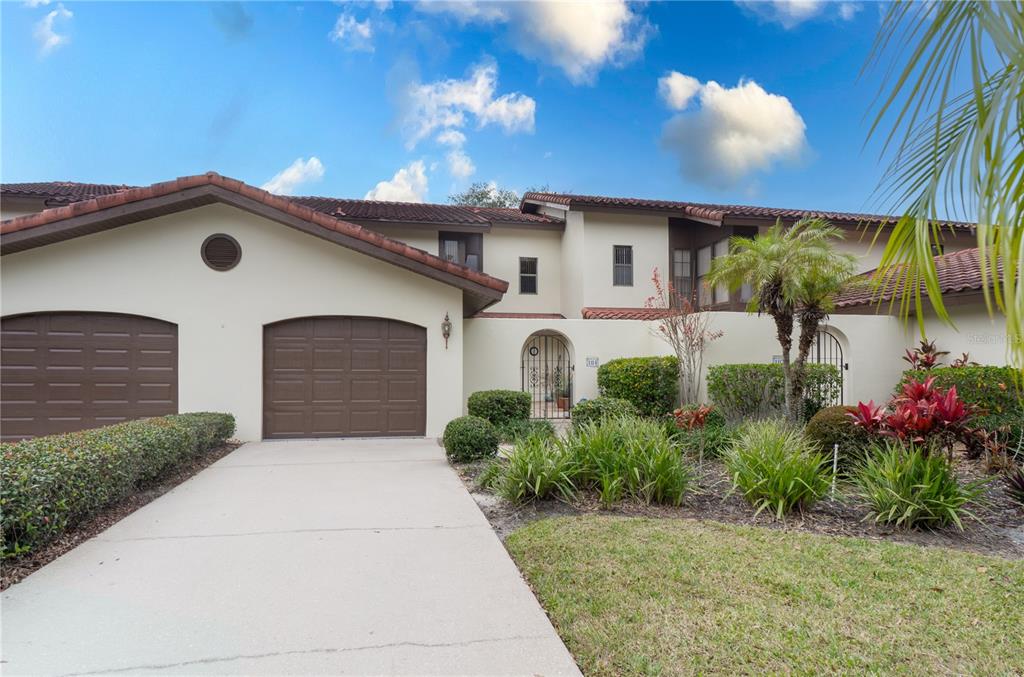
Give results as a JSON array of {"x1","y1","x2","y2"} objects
[
  {"x1": 848, "y1": 377, "x2": 976, "y2": 453},
  {"x1": 673, "y1": 405, "x2": 714, "y2": 430},
  {"x1": 646, "y1": 268, "x2": 723, "y2": 406},
  {"x1": 901, "y1": 338, "x2": 949, "y2": 370}
]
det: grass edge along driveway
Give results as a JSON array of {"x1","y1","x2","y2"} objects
[{"x1": 506, "y1": 516, "x2": 1023, "y2": 676}]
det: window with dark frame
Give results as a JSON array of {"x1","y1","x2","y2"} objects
[
  {"x1": 438, "y1": 231, "x2": 483, "y2": 271},
  {"x1": 519, "y1": 257, "x2": 538, "y2": 294},
  {"x1": 672, "y1": 248, "x2": 692, "y2": 302},
  {"x1": 613, "y1": 245, "x2": 633, "y2": 286}
]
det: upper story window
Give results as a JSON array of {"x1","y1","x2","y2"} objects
[
  {"x1": 439, "y1": 231, "x2": 482, "y2": 271},
  {"x1": 713, "y1": 239, "x2": 730, "y2": 304},
  {"x1": 672, "y1": 248, "x2": 692, "y2": 301},
  {"x1": 519, "y1": 257, "x2": 538, "y2": 294},
  {"x1": 613, "y1": 245, "x2": 633, "y2": 286},
  {"x1": 697, "y1": 245, "x2": 713, "y2": 307}
]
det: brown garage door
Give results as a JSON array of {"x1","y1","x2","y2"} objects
[
  {"x1": 1, "y1": 313, "x2": 178, "y2": 441},
  {"x1": 263, "y1": 317, "x2": 426, "y2": 439}
]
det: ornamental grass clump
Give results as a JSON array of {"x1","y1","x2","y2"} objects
[
  {"x1": 496, "y1": 416, "x2": 692, "y2": 507},
  {"x1": 497, "y1": 432, "x2": 578, "y2": 503},
  {"x1": 853, "y1": 442, "x2": 986, "y2": 530},
  {"x1": 724, "y1": 419, "x2": 832, "y2": 519}
]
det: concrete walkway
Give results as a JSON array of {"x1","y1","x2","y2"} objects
[{"x1": 1, "y1": 439, "x2": 580, "y2": 676}]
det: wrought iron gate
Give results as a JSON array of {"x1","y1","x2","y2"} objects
[
  {"x1": 521, "y1": 334, "x2": 574, "y2": 419},
  {"x1": 809, "y1": 329, "x2": 845, "y2": 406}
]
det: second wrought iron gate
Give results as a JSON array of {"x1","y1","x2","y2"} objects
[
  {"x1": 809, "y1": 329, "x2": 846, "y2": 407},
  {"x1": 521, "y1": 333, "x2": 574, "y2": 419}
]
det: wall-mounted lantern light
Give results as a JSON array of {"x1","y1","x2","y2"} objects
[{"x1": 441, "y1": 312, "x2": 452, "y2": 349}]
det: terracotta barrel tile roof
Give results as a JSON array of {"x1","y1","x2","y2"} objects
[
  {"x1": 834, "y1": 247, "x2": 1002, "y2": 309},
  {"x1": 471, "y1": 312, "x2": 566, "y2": 319},
  {"x1": 1, "y1": 181, "x2": 138, "y2": 204},
  {"x1": 522, "y1": 191, "x2": 976, "y2": 230},
  {"x1": 2, "y1": 182, "x2": 564, "y2": 228},
  {"x1": 0, "y1": 172, "x2": 509, "y2": 295},
  {"x1": 581, "y1": 307, "x2": 677, "y2": 320}
]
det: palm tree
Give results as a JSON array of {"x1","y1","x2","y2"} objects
[
  {"x1": 707, "y1": 218, "x2": 856, "y2": 421},
  {"x1": 867, "y1": 1, "x2": 1022, "y2": 373}
]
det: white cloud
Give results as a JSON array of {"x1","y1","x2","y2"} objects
[
  {"x1": 402, "y1": 61, "x2": 535, "y2": 148},
  {"x1": 419, "y1": 1, "x2": 651, "y2": 84},
  {"x1": 436, "y1": 129, "x2": 467, "y2": 147},
  {"x1": 838, "y1": 2, "x2": 861, "y2": 20},
  {"x1": 260, "y1": 157, "x2": 325, "y2": 195},
  {"x1": 24, "y1": 0, "x2": 51, "y2": 7},
  {"x1": 33, "y1": 3, "x2": 72, "y2": 55},
  {"x1": 736, "y1": 0, "x2": 824, "y2": 28},
  {"x1": 660, "y1": 76, "x2": 807, "y2": 189},
  {"x1": 374, "y1": 0, "x2": 394, "y2": 10},
  {"x1": 415, "y1": 1, "x2": 508, "y2": 24},
  {"x1": 365, "y1": 160, "x2": 429, "y2": 202},
  {"x1": 658, "y1": 71, "x2": 702, "y2": 111},
  {"x1": 330, "y1": 12, "x2": 374, "y2": 52},
  {"x1": 446, "y1": 148, "x2": 476, "y2": 179}
]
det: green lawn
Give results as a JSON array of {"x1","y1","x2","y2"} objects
[{"x1": 506, "y1": 517, "x2": 1023, "y2": 676}]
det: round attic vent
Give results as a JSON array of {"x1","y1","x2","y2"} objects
[{"x1": 201, "y1": 234, "x2": 241, "y2": 271}]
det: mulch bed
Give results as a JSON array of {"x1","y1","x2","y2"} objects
[
  {"x1": 456, "y1": 454, "x2": 1024, "y2": 560},
  {"x1": 1, "y1": 441, "x2": 241, "y2": 590}
]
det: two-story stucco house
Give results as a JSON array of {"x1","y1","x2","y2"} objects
[{"x1": 0, "y1": 173, "x2": 1007, "y2": 441}]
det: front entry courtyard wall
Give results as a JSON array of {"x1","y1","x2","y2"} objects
[
  {"x1": 0, "y1": 204, "x2": 465, "y2": 440},
  {"x1": 464, "y1": 313, "x2": 917, "y2": 412}
]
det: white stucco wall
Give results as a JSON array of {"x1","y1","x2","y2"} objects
[
  {"x1": 910, "y1": 299, "x2": 1013, "y2": 367},
  {"x1": 0, "y1": 204, "x2": 465, "y2": 440},
  {"x1": 480, "y1": 227, "x2": 562, "y2": 313},
  {"x1": 560, "y1": 210, "x2": 585, "y2": 318},
  {"x1": 580, "y1": 211, "x2": 669, "y2": 309}
]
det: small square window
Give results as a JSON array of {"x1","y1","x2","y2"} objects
[
  {"x1": 519, "y1": 257, "x2": 538, "y2": 294},
  {"x1": 613, "y1": 245, "x2": 633, "y2": 286}
]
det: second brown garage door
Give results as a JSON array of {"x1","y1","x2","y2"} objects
[
  {"x1": 263, "y1": 317, "x2": 427, "y2": 439},
  {"x1": 1, "y1": 312, "x2": 178, "y2": 441}
]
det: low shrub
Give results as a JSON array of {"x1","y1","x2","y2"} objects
[
  {"x1": 672, "y1": 405, "x2": 725, "y2": 431},
  {"x1": 597, "y1": 356, "x2": 679, "y2": 417},
  {"x1": 571, "y1": 397, "x2": 638, "y2": 428},
  {"x1": 567, "y1": 417, "x2": 692, "y2": 507},
  {"x1": 853, "y1": 442, "x2": 986, "y2": 530},
  {"x1": 442, "y1": 416, "x2": 499, "y2": 462},
  {"x1": 850, "y1": 376, "x2": 976, "y2": 452},
  {"x1": 1005, "y1": 464, "x2": 1024, "y2": 506},
  {"x1": 467, "y1": 390, "x2": 531, "y2": 426},
  {"x1": 899, "y1": 366, "x2": 1020, "y2": 417},
  {"x1": 723, "y1": 419, "x2": 832, "y2": 518},
  {"x1": 805, "y1": 405, "x2": 872, "y2": 468},
  {"x1": 497, "y1": 433, "x2": 578, "y2": 503},
  {"x1": 0, "y1": 413, "x2": 235, "y2": 556},
  {"x1": 672, "y1": 424, "x2": 735, "y2": 460},
  {"x1": 707, "y1": 363, "x2": 841, "y2": 422},
  {"x1": 495, "y1": 416, "x2": 692, "y2": 507},
  {"x1": 495, "y1": 418, "x2": 556, "y2": 444}
]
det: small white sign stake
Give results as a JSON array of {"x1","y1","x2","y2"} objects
[{"x1": 832, "y1": 443, "x2": 839, "y2": 500}]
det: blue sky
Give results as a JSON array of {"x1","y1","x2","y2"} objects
[{"x1": 2, "y1": 1, "x2": 903, "y2": 212}]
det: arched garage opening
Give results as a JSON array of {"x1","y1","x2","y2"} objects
[
  {"x1": 0, "y1": 312, "x2": 179, "y2": 441},
  {"x1": 262, "y1": 316, "x2": 426, "y2": 439},
  {"x1": 521, "y1": 330, "x2": 574, "y2": 419}
]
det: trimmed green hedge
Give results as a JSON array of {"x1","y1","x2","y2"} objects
[
  {"x1": 467, "y1": 390, "x2": 531, "y2": 426},
  {"x1": 443, "y1": 416, "x2": 500, "y2": 462},
  {"x1": 597, "y1": 356, "x2": 679, "y2": 417},
  {"x1": 707, "y1": 363, "x2": 842, "y2": 422},
  {"x1": 1, "y1": 413, "x2": 235, "y2": 556},
  {"x1": 571, "y1": 397, "x2": 639, "y2": 428},
  {"x1": 899, "y1": 367, "x2": 1021, "y2": 417}
]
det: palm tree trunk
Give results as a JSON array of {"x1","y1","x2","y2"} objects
[
  {"x1": 772, "y1": 310, "x2": 795, "y2": 420},
  {"x1": 792, "y1": 308, "x2": 827, "y2": 421}
]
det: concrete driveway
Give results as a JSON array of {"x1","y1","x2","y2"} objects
[{"x1": 1, "y1": 439, "x2": 580, "y2": 676}]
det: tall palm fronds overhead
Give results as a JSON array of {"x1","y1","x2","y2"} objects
[{"x1": 867, "y1": 0, "x2": 1023, "y2": 372}]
